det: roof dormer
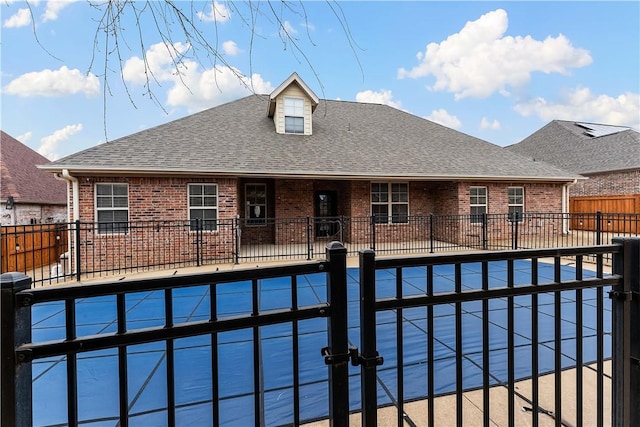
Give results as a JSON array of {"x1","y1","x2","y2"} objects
[{"x1": 268, "y1": 72, "x2": 319, "y2": 135}]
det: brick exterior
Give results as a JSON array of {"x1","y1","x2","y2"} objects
[
  {"x1": 71, "y1": 176, "x2": 566, "y2": 270},
  {"x1": 570, "y1": 169, "x2": 640, "y2": 197}
]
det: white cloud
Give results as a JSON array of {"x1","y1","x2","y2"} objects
[
  {"x1": 480, "y1": 117, "x2": 501, "y2": 130},
  {"x1": 355, "y1": 89, "x2": 402, "y2": 109},
  {"x1": 17, "y1": 131, "x2": 32, "y2": 143},
  {"x1": 280, "y1": 20, "x2": 297, "y2": 37},
  {"x1": 3, "y1": 66, "x2": 100, "y2": 97},
  {"x1": 222, "y1": 40, "x2": 240, "y2": 56},
  {"x1": 514, "y1": 87, "x2": 640, "y2": 129},
  {"x1": 38, "y1": 124, "x2": 82, "y2": 160},
  {"x1": 3, "y1": 8, "x2": 31, "y2": 28},
  {"x1": 122, "y1": 42, "x2": 191, "y2": 84},
  {"x1": 122, "y1": 42, "x2": 273, "y2": 113},
  {"x1": 398, "y1": 9, "x2": 592, "y2": 100},
  {"x1": 197, "y1": 2, "x2": 230, "y2": 22},
  {"x1": 42, "y1": 0, "x2": 77, "y2": 22},
  {"x1": 425, "y1": 109, "x2": 462, "y2": 129},
  {"x1": 167, "y1": 66, "x2": 273, "y2": 113}
]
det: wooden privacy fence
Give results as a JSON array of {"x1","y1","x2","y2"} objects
[
  {"x1": 0, "y1": 224, "x2": 68, "y2": 273},
  {"x1": 571, "y1": 195, "x2": 640, "y2": 234}
]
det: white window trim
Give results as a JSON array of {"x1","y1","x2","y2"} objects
[
  {"x1": 188, "y1": 183, "x2": 219, "y2": 232},
  {"x1": 470, "y1": 186, "x2": 487, "y2": 224},
  {"x1": 95, "y1": 183, "x2": 129, "y2": 235},
  {"x1": 371, "y1": 182, "x2": 409, "y2": 224},
  {"x1": 245, "y1": 183, "x2": 267, "y2": 227},
  {"x1": 284, "y1": 97, "x2": 305, "y2": 134},
  {"x1": 508, "y1": 186, "x2": 525, "y2": 222}
]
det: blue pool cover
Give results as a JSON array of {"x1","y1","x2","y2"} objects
[{"x1": 30, "y1": 260, "x2": 611, "y2": 426}]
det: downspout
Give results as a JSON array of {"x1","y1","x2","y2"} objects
[{"x1": 54, "y1": 169, "x2": 79, "y2": 275}]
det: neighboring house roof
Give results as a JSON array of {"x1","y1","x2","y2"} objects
[
  {"x1": 41, "y1": 94, "x2": 580, "y2": 183},
  {"x1": 1, "y1": 131, "x2": 67, "y2": 205},
  {"x1": 507, "y1": 120, "x2": 640, "y2": 175}
]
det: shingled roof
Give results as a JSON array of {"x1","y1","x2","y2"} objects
[
  {"x1": 1, "y1": 131, "x2": 67, "y2": 205},
  {"x1": 42, "y1": 95, "x2": 580, "y2": 182},
  {"x1": 507, "y1": 120, "x2": 640, "y2": 175}
]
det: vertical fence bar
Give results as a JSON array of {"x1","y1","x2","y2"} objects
[
  {"x1": 507, "y1": 259, "x2": 515, "y2": 426},
  {"x1": 75, "y1": 220, "x2": 81, "y2": 281},
  {"x1": 531, "y1": 258, "x2": 540, "y2": 427},
  {"x1": 65, "y1": 298, "x2": 78, "y2": 426},
  {"x1": 370, "y1": 215, "x2": 376, "y2": 251},
  {"x1": 612, "y1": 237, "x2": 640, "y2": 427},
  {"x1": 164, "y1": 289, "x2": 175, "y2": 427},
  {"x1": 575, "y1": 256, "x2": 583, "y2": 427},
  {"x1": 0, "y1": 273, "x2": 32, "y2": 427},
  {"x1": 454, "y1": 263, "x2": 463, "y2": 426},
  {"x1": 429, "y1": 214, "x2": 434, "y2": 253},
  {"x1": 291, "y1": 276, "x2": 301, "y2": 426},
  {"x1": 596, "y1": 211, "x2": 602, "y2": 245},
  {"x1": 553, "y1": 256, "x2": 562, "y2": 427},
  {"x1": 396, "y1": 267, "x2": 405, "y2": 426},
  {"x1": 209, "y1": 283, "x2": 220, "y2": 426},
  {"x1": 116, "y1": 293, "x2": 129, "y2": 427},
  {"x1": 307, "y1": 217, "x2": 312, "y2": 260},
  {"x1": 234, "y1": 218, "x2": 240, "y2": 265},
  {"x1": 359, "y1": 249, "x2": 379, "y2": 426},
  {"x1": 481, "y1": 261, "x2": 490, "y2": 426},
  {"x1": 482, "y1": 213, "x2": 488, "y2": 250},
  {"x1": 325, "y1": 241, "x2": 349, "y2": 426},
  {"x1": 426, "y1": 265, "x2": 435, "y2": 427}
]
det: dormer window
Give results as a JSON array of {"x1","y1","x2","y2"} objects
[{"x1": 284, "y1": 97, "x2": 305, "y2": 134}]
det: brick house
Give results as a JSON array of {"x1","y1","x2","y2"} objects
[
  {"x1": 1, "y1": 131, "x2": 67, "y2": 226},
  {"x1": 41, "y1": 73, "x2": 580, "y2": 270},
  {"x1": 508, "y1": 121, "x2": 640, "y2": 218}
]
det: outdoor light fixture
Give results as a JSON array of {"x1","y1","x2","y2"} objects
[{"x1": 5, "y1": 196, "x2": 14, "y2": 210}]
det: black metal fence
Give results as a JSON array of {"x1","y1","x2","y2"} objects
[
  {"x1": 1, "y1": 240, "x2": 639, "y2": 426},
  {"x1": 1, "y1": 212, "x2": 638, "y2": 287}
]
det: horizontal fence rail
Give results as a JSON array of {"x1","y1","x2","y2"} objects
[{"x1": 1, "y1": 212, "x2": 638, "y2": 287}]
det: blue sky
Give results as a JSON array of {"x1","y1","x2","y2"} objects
[{"x1": 1, "y1": 1, "x2": 639, "y2": 161}]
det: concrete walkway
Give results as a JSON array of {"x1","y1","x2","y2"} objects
[{"x1": 303, "y1": 362, "x2": 611, "y2": 427}]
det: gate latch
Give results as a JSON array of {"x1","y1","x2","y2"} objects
[
  {"x1": 321, "y1": 346, "x2": 350, "y2": 365},
  {"x1": 608, "y1": 290, "x2": 632, "y2": 301},
  {"x1": 349, "y1": 347, "x2": 384, "y2": 368},
  {"x1": 321, "y1": 346, "x2": 384, "y2": 367}
]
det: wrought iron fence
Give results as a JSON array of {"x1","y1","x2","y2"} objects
[
  {"x1": 1, "y1": 212, "x2": 638, "y2": 286},
  {"x1": 2, "y1": 240, "x2": 638, "y2": 426}
]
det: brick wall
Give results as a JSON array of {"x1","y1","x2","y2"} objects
[
  {"x1": 76, "y1": 176, "x2": 238, "y2": 272},
  {"x1": 570, "y1": 169, "x2": 640, "y2": 197}
]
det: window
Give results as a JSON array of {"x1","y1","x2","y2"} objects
[
  {"x1": 96, "y1": 183, "x2": 129, "y2": 234},
  {"x1": 246, "y1": 183, "x2": 267, "y2": 226},
  {"x1": 508, "y1": 187, "x2": 524, "y2": 222},
  {"x1": 189, "y1": 184, "x2": 218, "y2": 231},
  {"x1": 284, "y1": 97, "x2": 304, "y2": 134},
  {"x1": 470, "y1": 186, "x2": 487, "y2": 224},
  {"x1": 371, "y1": 183, "x2": 408, "y2": 224}
]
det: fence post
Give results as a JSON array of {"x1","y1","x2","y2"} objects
[
  {"x1": 1, "y1": 272, "x2": 33, "y2": 427},
  {"x1": 307, "y1": 217, "x2": 312, "y2": 260},
  {"x1": 512, "y1": 217, "x2": 519, "y2": 250},
  {"x1": 324, "y1": 241, "x2": 349, "y2": 426},
  {"x1": 359, "y1": 249, "x2": 382, "y2": 426},
  {"x1": 611, "y1": 237, "x2": 640, "y2": 427},
  {"x1": 596, "y1": 211, "x2": 602, "y2": 245},
  {"x1": 482, "y1": 213, "x2": 488, "y2": 250},
  {"x1": 74, "y1": 220, "x2": 81, "y2": 281},
  {"x1": 429, "y1": 214, "x2": 434, "y2": 253},
  {"x1": 370, "y1": 215, "x2": 376, "y2": 251},
  {"x1": 234, "y1": 217, "x2": 240, "y2": 265}
]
